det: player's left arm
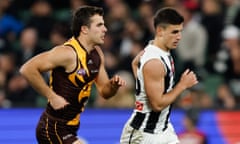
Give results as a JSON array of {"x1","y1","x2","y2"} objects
[
  {"x1": 132, "y1": 50, "x2": 144, "y2": 78},
  {"x1": 94, "y1": 46, "x2": 126, "y2": 99}
]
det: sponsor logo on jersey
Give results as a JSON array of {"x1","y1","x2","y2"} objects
[
  {"x1": 62, "y1": 134, "x2": 73, "y2": 140},
  {"x1": 91, "y1": 69, "x2": 99, "y2": 74},
  {"x1": 88, "y1": 59, "x2": 93, "y2": 65}
]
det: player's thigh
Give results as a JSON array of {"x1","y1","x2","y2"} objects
[{"x1": 120, "y1": 124, "x2": 143, "y2": 144}]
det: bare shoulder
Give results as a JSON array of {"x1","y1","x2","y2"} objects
[
  {"x1": 143, "y1": 59, "x2": 165, "y2": 78},
  {"x1": 20, "y1": 45, "x2": 77, "y2": 72},
  {"x1": 41, "y1": 45, "x2": 76, "y2": 69},
  {"x1": 50, "y1": 45, "x2": 75, "y2": 56}
]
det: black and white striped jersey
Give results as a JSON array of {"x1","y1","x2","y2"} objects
[{"x1": 129, "y1": 43, "x2": 175, "y2": 134}]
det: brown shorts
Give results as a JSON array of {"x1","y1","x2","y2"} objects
[{"x1": 36, "y1": 112, "x2": 79, "y2": 144}]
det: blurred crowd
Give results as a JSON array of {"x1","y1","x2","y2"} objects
[{"x1": 0, "y1": 0, "x2": 240, "y2": 110}]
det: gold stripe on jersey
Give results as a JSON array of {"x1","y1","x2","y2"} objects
[
  {"x1": 64, "y1": 37, "x2": 90, "y2": 86},
  {"x1": 78, "y1": 82, "x2": 93, "y2": 102},
  {"x1": 49, "y1": 71, "x2": 53, "y2": 89},
  {"x1": 48, "y1": 71, "x2": 53, "y2": 105},
  {"x1": 45, "y1": 117, "x2": 53, "y2": 144},
  {"x1": 67, "y1": 114, "x2": 80, "y2": 125},
  {"x1": 54, "y1": 121, "x2": 63, "y2": 144}
]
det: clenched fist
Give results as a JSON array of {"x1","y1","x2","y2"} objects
[{"x1": 179, "y1": 69, "x2": 198, "y2": 89}]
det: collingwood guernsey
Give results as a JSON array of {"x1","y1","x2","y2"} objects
[{"x1": 128, "y1": 43, "x2": 175, "y2": 134}]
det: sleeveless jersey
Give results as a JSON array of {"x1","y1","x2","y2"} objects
[
  {"x1": 45, "y1": 37, "x2": 101, "y2": 126},
  {"x1": 129, "y1": 44, "x2": 175, "y2": 134}
]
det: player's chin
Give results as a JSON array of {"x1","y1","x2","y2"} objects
[
  {"x1": 97, "y1": 40, "x2": 104, "y2": 45},
  {"x1": 172, "y1": 42, "x2": 179, "y2": 48},
  {"x1": 171, "y1": 46, "x2": 177, "y2": 49}
]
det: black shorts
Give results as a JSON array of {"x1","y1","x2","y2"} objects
[{"x1": 36, "y1": 112, "x2": 79, "y2": 144}]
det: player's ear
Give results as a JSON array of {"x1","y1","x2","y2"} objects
[
  {"x1": 156, "y1": 26, "x2": 164, "y2": 37},
  {"x1": 81, "y1": 26, "x2": 89, "y2": 34}
]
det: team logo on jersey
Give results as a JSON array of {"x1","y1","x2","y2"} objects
[
  {"x1": 135, "y1": 101, "x2": 143, "y2": 111},
  {"x1": 77, "y1": 68, "x2": 86, "y2": 76}
]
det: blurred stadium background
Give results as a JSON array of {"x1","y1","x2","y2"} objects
[{"x1": 0, "y1": 0, "x2": 240, "y2": 144}]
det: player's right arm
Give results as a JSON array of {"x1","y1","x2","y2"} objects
[
  {"x1": 19, "y1": 45, "x2": 76, "y2": 109},
  {"x1": 143, "y1": 59, "x2": 198, "y2": 111}
]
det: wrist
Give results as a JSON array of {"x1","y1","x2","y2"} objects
[
  {"x1": 175, "y1": 83, "x2": 186, "y2": 92},
  {"x1": 45, "y1": 90, "x2": 56, "y2": 99}
]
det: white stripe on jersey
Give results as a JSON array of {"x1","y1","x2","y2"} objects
[{"x1": 128, "y1": 44, "x2": 175, "y2": 134}]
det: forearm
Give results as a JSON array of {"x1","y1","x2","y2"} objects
[
  {"x1": 159, "y1": 69, "x2": 198, "y2": 109},
  {"x1": 152, "y1": 83, "x2": 186, "y2": 111},
  {"x1": 20, "y1": 67, "x2": 55, "y2": 99},
  {"x1": 148, "y1": 67, "x2": 198, "y2": 111},
  {"x1": 100, "y1": 81, "x2": 119, "y2": 99},
  {"x1": 163, "y1": 83, "x2": 185, "y2": 104}
]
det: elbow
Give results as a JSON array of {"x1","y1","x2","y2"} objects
[
  {"x1": 19, "y1": 63, "x2": 33, "y2": 80},
  {"x1": 131, "y1": 59, "x2": 138, "y2": 70},
  {"x1": 19, "y1": 64, "x2": 27, "y2": 77},
  {"x1": 131, "y1": 60, "x2": 135, "y2": 68},
  {"x1": 150, "y1": 102, "x2": 165, "y2": 112}
]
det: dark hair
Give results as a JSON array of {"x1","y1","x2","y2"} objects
[
  {"x1": 71, "y1": 5, "x2": 104, "y2": 38},
  {"x1": 153, "y1": 7, "x2": 184, "y2": 29}
]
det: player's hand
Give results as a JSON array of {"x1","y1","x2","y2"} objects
[
  {"x1": 179, "y1": 69, "x2": 198, "y2": 89},
  {"x1": 48, "y1": 94, "x2": 69, "y2": 110},
  {"x1": 110, "y1": 75, "x2": 126, "y2": 89},
  {"x1": 73, "y1": 139, "x2": 84, "y2": 144}
]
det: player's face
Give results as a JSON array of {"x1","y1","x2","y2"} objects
[
  {"x1": 163, "y1": 23, "x2": 183, "y2": 50},
  {"x1": 88, "y1": 14, "x2": 107, "y2": 45}
]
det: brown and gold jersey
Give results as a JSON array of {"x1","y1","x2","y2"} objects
[{"x1": 46, "y1": 37, "x2": 101, "y2": 126}]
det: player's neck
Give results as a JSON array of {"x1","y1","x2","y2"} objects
[
  {"x1": 152, "y1": 39, "x2": 170, "y2": 52},
  {"x1": 77, "y1": 36, "x2": 95, "y2": 53}
]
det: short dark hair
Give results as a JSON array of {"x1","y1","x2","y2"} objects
[
  {"x1": 71, "y1": 5, "x2": 104, "y2": 38},
  {"x1": 153, "y1": 7, "x2": 184, "y2": 29}
]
